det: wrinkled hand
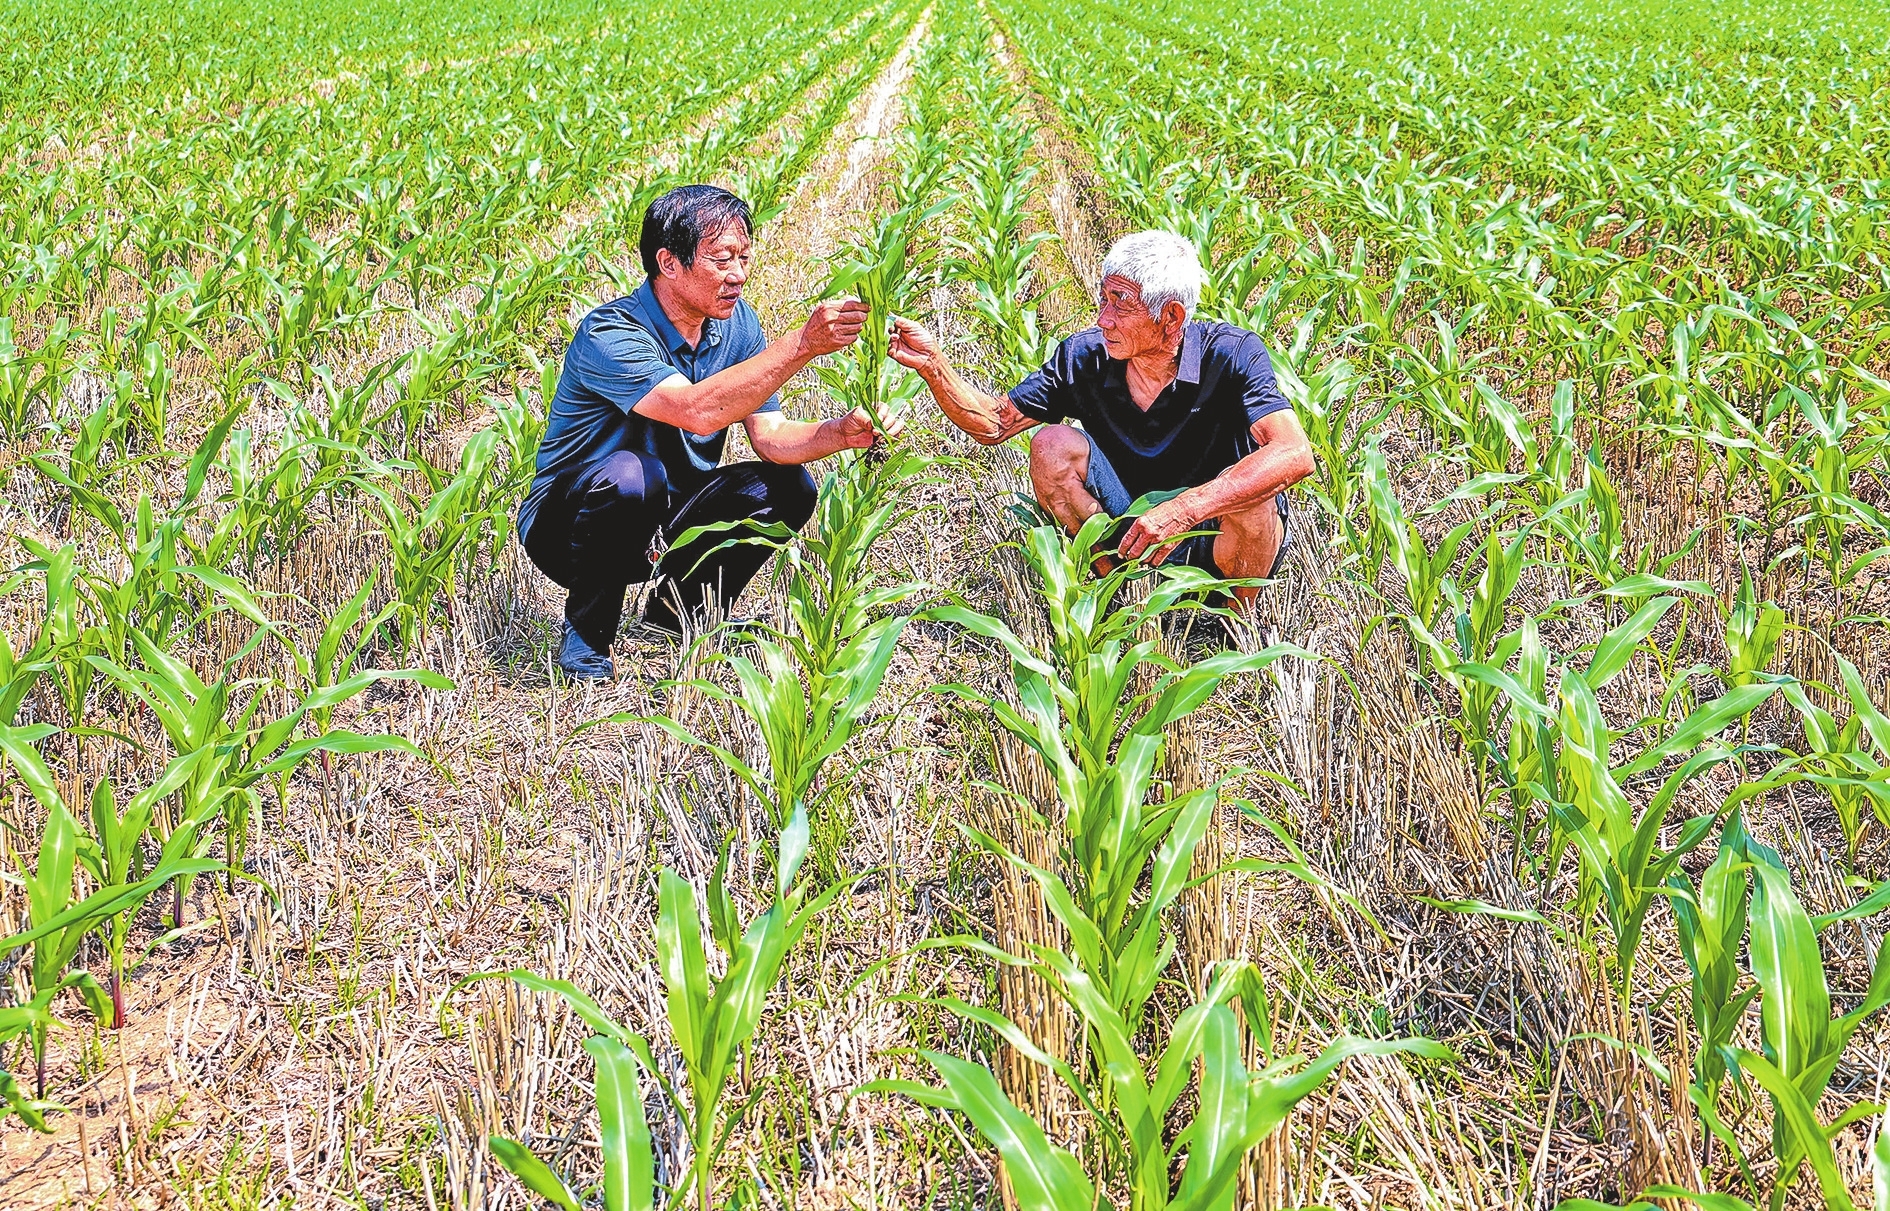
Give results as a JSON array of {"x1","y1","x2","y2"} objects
[
  {"x1": 833, "y1": 405, "x2": 905, "y2": 450},
  {"x1": 887, "y1": 316, "x2": 945, "y2": 374},
  {"x1": 800, "y1": 299, "x2": 871, "y2": 357},
  {"x1": 1117, "y1": 496, "x2": 1199, "y2": 566}
]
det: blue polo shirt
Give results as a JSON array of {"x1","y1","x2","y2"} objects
[
  {"x1": 1007, "y1": 322, "x2": 1292, "y2": 504},
  {"x1": 517, "y1": 280, "x2": 780, "y2": 542}
]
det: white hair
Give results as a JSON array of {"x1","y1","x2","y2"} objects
[{"x1": 1100, "y1": 230, "x2": 1204, "y2": 321}]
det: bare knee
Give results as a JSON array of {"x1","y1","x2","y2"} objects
[
  {"x1": 1028, "y1": 424, "x2": 1089, "y2": 492},
  {"x1": 1029, "y1": 424, "x2": 1088, "y2": 472},
  {"x1": 1213, "y1": 498, "x2": 1285, "y2": 579}
]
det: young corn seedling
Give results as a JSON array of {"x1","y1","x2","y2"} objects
[
  {"x1": 1365, "y1": 441, "x2": 1477, "y2": 662},
  {"x1": 878, "y1": 958, "x2": 1449, "y2": 1211},
  {"x1": 1734, "y1": 844, "x2": 1890, "y2": 1211},
  {"x1": 1723, "y1": 567, "x2": 1787, "y2": 688},
  {"x1": 0, "y1": 729, "x2": 230, "y2": 1037},
  {"x1": 1663, "y1": 811, "x2": 1772, "y2": 1188},
  {"x1": 1270, "y1": 315, "x2": 1387, "y2": 560},
  {"x1": 0, "y1": 315, "x2": 77, "y2": 441},
  {"x1": 1779, "y1": 657, "x2": 1890, "y2": 859},
  {"x1": 936, "y1": 517, "x2": 1316, "y2": 1043},
  {"x1": 468, "y1": 804, "x2": 851, "y2": 1209},
  {"x1": 623, "y1": 440, "x2": 929, "y2": 869},
  {"x1": 0, "y1": 724, "x2": 239, "y2": 1101},
  {"x1": 817, "y1": 198, "x2": 949, "y2": 445},
  {"x1": 362, "y1": 429, "x2": 499, "y2": 651},
  {"x1": 92, "y1": 600, "x2": 446, "y2": 915},
  {"x1": 1547, "y1": 662, "x2": 1788, "y2": 999}
]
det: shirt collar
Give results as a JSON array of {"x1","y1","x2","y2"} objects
[
  {"x1": 1176, "y1": 322, "x2": 1203, "y2": 386},
  {"x1": 632, "y1": 279, "x2": 717, "y2": 355}
]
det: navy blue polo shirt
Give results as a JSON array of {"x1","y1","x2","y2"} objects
[
  {"x1": 517, "y1": 280, "x2": 780, "y2": 542},
  {"x1": 1007, "y1": 322, "x2": 1292, "y2": 504}
]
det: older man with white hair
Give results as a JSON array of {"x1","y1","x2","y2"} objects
[{"x1": 890, "y1": 230, "x2": 1313, "y2": 602}]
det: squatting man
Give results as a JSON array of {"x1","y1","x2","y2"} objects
[
  {"x1": 891, "y1": 229, "x2": 1313, "y2": 597},
  {"x1": 519, "y1": 186, "x2": 1313, "y2": 681}
]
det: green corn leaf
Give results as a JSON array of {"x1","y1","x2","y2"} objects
[
  {"x1": 913, "y1": 1051, "x2": 1095, "y2": 1211},
  {"x1": 778, "y1": 799, "x2": 810, "y2": 899},
  {"x1": 1733, "y1": 1049, "x2": 1857, "y2": 1211},
  {"x1": 0, "y1": 1070, "x2": 61, "y2": 1133},
  {"x1": 656, "y1": 869, "x2": 711, "y2": 1066},
  {"x1": 1620, "y1": 682, "x2": 1781, "y2": 778},
  {"x1": 1812, "y1": 879, "x2": 1890, "y2": 932},
  {"x1": 1171, "y1": 1004, "x2": 1248, "y2": 1211},
  {"x1": 1600, "y1": 574, "x2": 1714, "y2": 599},
  {"x1": 488, "y1": 1136, "x2": 582, "y2": 1211},
  {"x1": 1587, "y1": 596, "x2": 1677, "y2": 688},
  {"x1": 1747, "y1": 857, "x2": 1830, "y2": 1081},
  {"x1": 583, "y1": 1036, "x2": 654, "y2": 1211}
]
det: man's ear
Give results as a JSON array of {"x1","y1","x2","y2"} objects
[
  {"x1": 654, "y1": 247, "x2": 681, "y2": 279},
  {"x1": 1161, "y1": 300, "x2": 1189, "y2": 334}
]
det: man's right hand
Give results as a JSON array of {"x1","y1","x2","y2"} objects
[
  {"x1": 799, "y1": 299, "x2": 871, "y2": 358},
  {"x1": 888, "y1": 317, "x2": 946, "y2": 376}
]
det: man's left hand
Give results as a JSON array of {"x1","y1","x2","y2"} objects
[
  {"x1": 833, "y1": 405, "x2": 905, "y2": 449},
  {"x1": 1117, "y1": 496, "x2": 1199, "y2": 566}
]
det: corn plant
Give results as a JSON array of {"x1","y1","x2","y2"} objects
[
  {"x1": 91, "y1": 608, "x2": 446, "y2": 914},
  {"x1": 0, "y1": 726, "x2": 236, "y2": 1104},
  {"x1": 1365, "y1": 441, "x2": 1478, "y2": 652},
  {"x1": 1667, "y1": 811, "x2": 1764, "y2": 1167},
  {"x1": 881, "y1": 957, "x2": 1448, "y2": 1210},
  {"x1": 362, "y1": 429, "x2": 498, "y2": 650},
  {"x1": 817, "y1": 197, "x2": 950, "y2": 441},
  {"x1": 1779, "y1": 657, "x2": 1890, "y2": 860},
  {"x1": 0, "y1": 729, "x2": 228, "y2": 1042},
  {"x1": 935, "y1": 516, "x2": 1316, "y2": 1057},
  {"x1": 0, "y1": 315, "x2": 76, "y2": 441},
  {"x1": 468, "y1": 804, "x2": 850, "y2": 1208},
  {"x1": 1270, "y1": 315, "x2": 1387, "y2": 558},
  {"x1": 611, "y1": 447, "x2": 927, "y2": 873},
  {"x1": 1735, "y1": 845, "x2": 1890, "y2": 1210},
  {"x1": 1723, "y1": 568, "x2": 1787, "y2": 688}
]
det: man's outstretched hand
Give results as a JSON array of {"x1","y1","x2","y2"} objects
[
  {"x1": 799, "y1": 300, "x2": 872, "y2": 358},
  {"x1": 887, "y1": 317, "x2": 945, "y2": 374},
  {"x1": 831, "y1": 405, "x2": 906, "y2": 449}
]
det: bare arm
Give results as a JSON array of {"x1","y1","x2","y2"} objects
[
  {"x1": 633, "y1": 301, "x2": 870, "y2": 436},
  {"x1": 1118, "y1": 409, "x2": 1316, "y2": 563},
  {"x1": 744, "y1": 405, "x2": 906, "y2": 465},
  {"x1": 888, "y1": 317, "x2": 1039, "y2": 445}
]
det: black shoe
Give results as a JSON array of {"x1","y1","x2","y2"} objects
[{"x1": 555, "y1": 620, "x2": 615, "y2": 681}]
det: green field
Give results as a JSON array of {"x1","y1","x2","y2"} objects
[{"x1": 2, "y1": 0, "x2": 1888, "y2": 1206}]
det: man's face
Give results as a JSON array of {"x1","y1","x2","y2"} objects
[
  {"x1": 1095, "y1": 274, "x2": 1180, "y2": 359},
  {"x1": 658, "y1": 223, "x2": 753, "y2": 321}
]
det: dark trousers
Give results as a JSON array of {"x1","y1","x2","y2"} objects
[{"x1": 522, "y1": 451, "x2": 817, "y2": 649}]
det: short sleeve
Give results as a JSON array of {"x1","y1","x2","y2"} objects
[
  {"x1": 734, "y1": 304, "x2": 781, "y2": 414},
  {"x1": 1235, "y1": 333, "x2": 1292, "y2": 425},
  {"x1": 573, "y1": 316, "x2": 684, "y2": 416},
  {"x1": 1007, "y1": 335, "x2": 1082, "y2": 423}
]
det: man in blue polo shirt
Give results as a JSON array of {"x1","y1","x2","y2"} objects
[
  {"x1": 889, "y1": 230, "x2": 1313, "y2": 603},
  {"x1": 519, "y1": 184, "x2": 894, "y2": 679}
]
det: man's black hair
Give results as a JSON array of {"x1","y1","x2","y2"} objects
[{"x1": 639, "y1": 185, "x2": 753, "y2": 279}]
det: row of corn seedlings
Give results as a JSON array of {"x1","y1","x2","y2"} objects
[
  {"x1": 893, "y1": 513, "x2": 1450, "y2": 1206},
  {"x1": 457, "y1": 27, "x2": 967, "y2": 1204}
]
